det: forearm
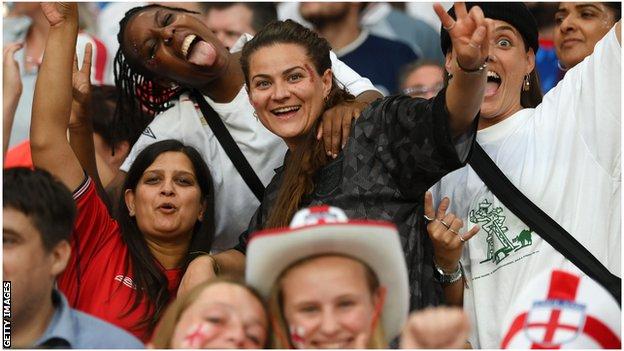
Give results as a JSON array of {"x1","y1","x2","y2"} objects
[
  {"x1": 3, "y1": 95, "x2": 19, "y2": 159},
  {"x1": 213, "y1": 249, "x2": 246, "y2": 278},
  {"x1": 68, "y1": 106, "x2": 103, "y2": 189},
  {"x1": 355, "y1": 90, "x2": 383, "y2": 105},
  {"x1": 68, "y1": 106, "x2": 112, "y2": 206},
  {"x1": 31, "y1": 14, "x2": 84, "y2": 191},
  {"x1": 445, "y1": 68, "x2": 487, "y2": 138},
  {"x1": 103, "y1": 170, "x2": 127, "y2": 215},
  {"x1": 442, "y1": 278, "x2": 464, "y2": 306},
  {"x1": 32, "y1": 23, "x2": 77, "y2": 149}
]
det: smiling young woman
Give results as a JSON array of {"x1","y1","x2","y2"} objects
[{"x1": 234, "y1": 2, "x2": 491, "y2": 313}]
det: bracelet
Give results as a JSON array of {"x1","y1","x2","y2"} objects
[
  {"x1": 434, "y1": 259, "x2": 463, "y2": 285},
  {"x1": 456, "y1": 57, "x2": 488, "y2": 74},
  {"x1": 189, "y1": 251, "x2": 221, "y2": 275},
  {"x1": 206, "y1": 255, "x2": 221, "y2": 276}
]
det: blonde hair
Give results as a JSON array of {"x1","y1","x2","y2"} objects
[
  {"x1": 150, "y1": 276, "x2": 268, "y2": 348},
  {"x1": 268, "y1": 254, "x2": 387, "y2": 348}
]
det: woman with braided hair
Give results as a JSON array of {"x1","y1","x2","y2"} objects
[{"x1": 109, "y1": 5, "x2": 383, "y2": 287}]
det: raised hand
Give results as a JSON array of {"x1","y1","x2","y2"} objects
[
  {"x1": 69, "y1": 43, "x2": 93, "y2": 131},
  {"x1": 41, "y1": 2, "x2": 77, "y2": 27},
  {"x1": 424, "y1": 191, "x2": 479, "y2": 272},
  {"x1": 400, "y1": 307, "x2": 470, "y2": 349},
  {"x1": 434, "y1": 2, "x2": 490, "y2": 71},
  {"x1": 72, "y1": 43, "x2": 93, "y2": 106},
  {"x1": 3, "y1": 42, "x2": 23, "y2": 100}
]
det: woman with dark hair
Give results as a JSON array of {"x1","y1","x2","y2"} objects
[
  {"x1": 109, "y1": 3, "x2": 382, "y2": 262},
  {"x1": 427, "y1": 2, "x2": 620, "y2": 347},
  {"x1": 30, "y1": 3, "x2": 214, "y2": 341},
  {"x1": 554, "y1": 2, "x2": 620, "y2": 69},
  {"x1": 203, "y1": 2, "x2": 491, "y2": 312}
]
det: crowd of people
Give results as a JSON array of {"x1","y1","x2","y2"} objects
[{"x1": 2, "y1": 1, "x2": 621, "y2": 349}]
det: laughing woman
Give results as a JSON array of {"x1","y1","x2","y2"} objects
[
  {"x1": 427, "y1": 2, "x2": 620, "y2": 347},
  {"x1": 210, "y1": 2, "x2": 492, "y2": 311}
]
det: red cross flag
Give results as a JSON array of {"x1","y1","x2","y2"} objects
[{"x1": 501, "y1": 269, "x2": 621, "y2": 349}]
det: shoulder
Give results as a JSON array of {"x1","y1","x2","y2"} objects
[
  {"x1": 72, "y1": 309, "x2": 144, "y2": 348},
  {"x1": 147, "y1": 94, "x2": 202, "y2": 129}
]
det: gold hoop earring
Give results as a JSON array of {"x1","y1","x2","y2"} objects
[{"x1": 522, "y1": 74, "x2": 530, "y2": 92}]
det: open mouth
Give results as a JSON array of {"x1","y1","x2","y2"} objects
[
  {"x1": 485, "y1": 71, "x2": 501, "y2": 98},
  {"x1": 181, "y1": 34, "x2": 217, "y2": 67},
  {"x1": 270, "y1": 105, "x2": 301, "y2": 120},
  {"x1": 158, "y1": 203, "x2": 177, "y2": 213}
]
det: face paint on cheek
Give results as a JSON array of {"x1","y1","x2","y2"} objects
[
  {"x1": 182, "y1": 322, "x2": 215, "y2": 348},
  {"x1": 289, "y1": 325, "x2": 307, "y2": 349},
  {"x1": 304, "y1": 64, "x2": 316, "y2": 84}
]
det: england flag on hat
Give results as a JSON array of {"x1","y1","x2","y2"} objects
[{"x1": 501, "y1": 269, "x2": 621, "y2": 349}]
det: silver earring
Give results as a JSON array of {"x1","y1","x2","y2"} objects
[
  {"x1": 557, "y1": 60, "x2": 568, "y2": 72},
  {"x1": 253, "y1": 111, "x2": 258, "y2": 121},
  {"x1": 522, "y1": 74, "x2": 530, "y2": 92}
]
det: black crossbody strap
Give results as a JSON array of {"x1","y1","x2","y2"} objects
[
  {"x1": 191, "y1": 90, "x2": 265, "y2": 201},
  {"x1": 469, "y1": 142, "x2": 621, "y2": 305}
]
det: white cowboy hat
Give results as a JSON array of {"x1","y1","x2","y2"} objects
[{"x1": 245, "y1": 205, "x2": 409, "y2": 339}]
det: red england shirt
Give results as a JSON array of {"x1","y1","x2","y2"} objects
[{"x1": 58, "y1": 177, "x2": 182, "y2": 342}]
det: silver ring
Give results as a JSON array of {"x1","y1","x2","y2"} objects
[
  {"x1": 449, "y1": 228, "x2": 459, "y2": 235},
  {"x1": 443, "y1": 22, "x2": 456, "y2": 31},
  {"x1": 424, "y1": 214, "x2": 434, "y2": 221},
  {"x1": 468, "y1": 42, "x2": 481, "y2": 49},
  {"x1": 438, "y1": 219, "x2": 451, "y2": 229},
  {"x1": 458, "y1": 233, "x2": 466, "y2": 242}
]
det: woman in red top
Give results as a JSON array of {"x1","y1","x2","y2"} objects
[{"x1": 30, "y1": 3, "x2": 214, "y2": 341}]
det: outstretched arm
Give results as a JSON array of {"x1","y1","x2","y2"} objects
[
  {"x1": 30, "y1": 2, "x2": 84, "y2": 191},
  {"x1": 434, "y1": 2, "x2": 490, "y2": 138}
]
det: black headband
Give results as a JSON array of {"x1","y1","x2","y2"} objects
[{"x1": 440, "y1": 2, "x2": 539, "y2": 55}]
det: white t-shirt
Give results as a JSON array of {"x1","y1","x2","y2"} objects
[
  {"x1": 430, "y1": 27, "x2": 620, "y2": 348},
  {"x1": 121, "y1": 34, "x2": 378, "y2": 252}
]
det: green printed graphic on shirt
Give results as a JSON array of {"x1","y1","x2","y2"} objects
[{"x1": 469, "y1": 199, "x2": 534, "y2": 265}]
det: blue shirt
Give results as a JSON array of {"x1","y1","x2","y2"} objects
[
  {"x1": 337, "y1": 32, "x2": 418, "y2": 95},
  {"x1": 34, "y1": 290, "x2": 144, "y2": 349}
]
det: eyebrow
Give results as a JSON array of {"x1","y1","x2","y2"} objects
[
  {"x1": 251, "y1": 66, "x2": 305, "y2": 81},
  {"x1": 556, "y1": 3, "x2": 602, "y2": 14},
  {"x1": 3, "y1": 228, "x2": 21, "y2": 237},
  {"x1": 494, "y1": 25, "x2": 518, "y2": 35},
  {"x1": 143, "y1": 169, "x2": 196, "y2": 178}
]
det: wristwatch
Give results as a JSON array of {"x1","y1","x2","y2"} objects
[{"x1": 434, "y1": 261, "x2": 463, "y2": 284}]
